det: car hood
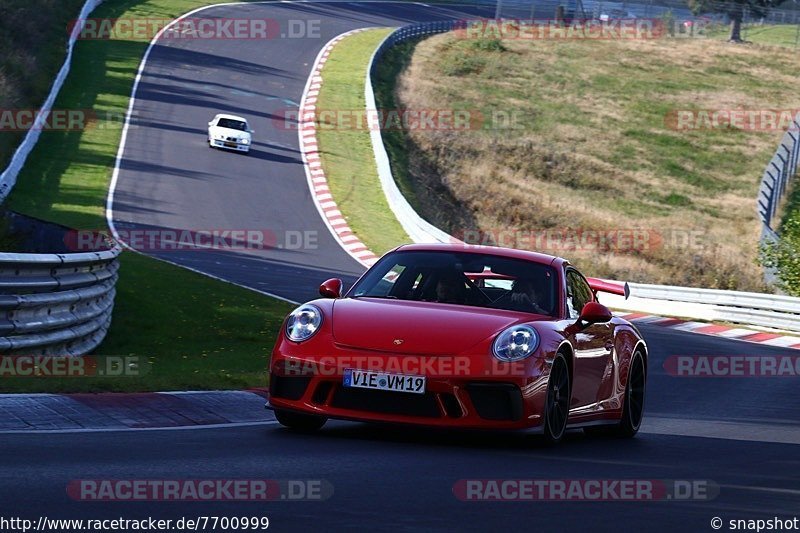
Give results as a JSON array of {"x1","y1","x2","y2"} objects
[
  {"x1": 330, "y1": 298, "x2": 536, "y2": 355},
  {"x1": 210, "y1": 126, "x2": 250, "y2": 139}
]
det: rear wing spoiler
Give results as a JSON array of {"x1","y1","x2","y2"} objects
[{"x1": 586, "y1": 278, "x2": 630, "y2": 300}]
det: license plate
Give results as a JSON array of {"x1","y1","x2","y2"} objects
[
  {"x1": 343, "y1": 369, "x2": 426, "y2": 395},
  {"x1": 224, "y1": 142, "x2": 237, "y2": 148}
]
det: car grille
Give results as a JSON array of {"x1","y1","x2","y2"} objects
[
  {"x1": 269, "y1": 376, "x2": 311, "y2": 401},
  {"x1": 330, "y1": 385, "x2": 442, "y2": 418},
  {"x1": 465, "y1": 382, "x2": 524, "y2": 421},
  {"x1": 226, "y1": 137, "x2": 238, "y2": 142}
]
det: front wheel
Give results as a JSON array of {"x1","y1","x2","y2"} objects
[
  {"x1": 617, "y1": 350, "x2": 646, "y2": 437},
  {"x1": 585, "y1": 349, "x2": 646, "y2": 438},
  {"x1": 274, "y1": 409, "x2": 327, "y2": 432},
  {"x1": 543, "y1": 352, "x2": 570, "y2": 444}
]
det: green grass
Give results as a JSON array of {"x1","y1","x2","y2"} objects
[
  {"x1": 315, "y1": 28, "x2": 411, "y2": 254},
  {"x1": 2, "y1": 0, "x2": 295, "y2": 392},
  {"x1": 709, "y1": 22, "x2": 800, "y2": 48}
]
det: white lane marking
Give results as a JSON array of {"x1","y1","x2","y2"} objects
[
  {"x1": 104, "y1": 1, "x2": 311, "y2": 305},
  {"x1": 0, "y1": 420, "x2": 280, "y2": 435},
  {"x1": 642, "y1": 417, "x2": 800, "y2": 445},
  {"x1": 105, "y1": 2, "x2": 436, "y2": 293}
]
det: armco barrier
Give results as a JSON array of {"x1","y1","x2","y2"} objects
[
  {"x1": 366, "y1": 21, "x2": 800, "y2": 333},
  {"x1": 0, "y1": 245, "x2": 122, "y2": 354},
  {"x1": 757, "y1": 111, "x2": 800, "y2": 283},
  {"x1": 622, "y1": 283, "x2": 800, "y2": 332},
  {"x1": 0, "y1": 0, "x2": 104, "y2": 202},
  {"x1": 0, "y1": 0, "x2": 118, "y2": 356},
  {"x1": 366, "y1": 21, "x2": 460, "y2": 244}
]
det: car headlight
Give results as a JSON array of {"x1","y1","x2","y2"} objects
[
  {"x1": 240, "y1": 138, "x2": 250, "y2": 145},
  {"x1": 492, "y1": 325, "x2": 539, "y2": 362},
  {"x1": 285, "y1": 304, "x2": 323, "y2": 342}
]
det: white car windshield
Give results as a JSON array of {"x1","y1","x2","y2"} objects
[{"x1": 216, "y1": 118, "x2": 247, "y2": 131}]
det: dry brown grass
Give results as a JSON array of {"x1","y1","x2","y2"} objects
[{"x1": 388, "y1": 34, "x2": 800, "y2": 290}]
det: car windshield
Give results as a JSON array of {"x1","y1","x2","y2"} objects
[
  {"x1": 349, "y1": 250, "x2": 558, "y2": 316},
  {"x1": 216, "y1": 118, "x2": 248, "y2": 131}
]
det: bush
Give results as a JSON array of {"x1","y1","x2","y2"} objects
[{"x1": 759, "y1": 213, "x2": 800, "y2": 296}]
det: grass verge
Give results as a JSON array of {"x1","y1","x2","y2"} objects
[
  {"x1": 3, "y1": 0, "x2": 294, "y2": 393},
  {"x1": 315, "y1": 28, "x2": 411, "y2": 254},
  {"x1": 380, "y1": 32, "x2": 800, "y2": 291}
]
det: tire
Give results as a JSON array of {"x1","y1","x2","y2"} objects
[
  {"x1": 543, "y1": 352, "x2": 570, "y2": 444},
  {"x1": 585, "y1": 349, "x2": 646, "y2": 438},
  {"x1": 274, "y1": 409, "x2": 327, "y2": 432},
  {"x1": 617, "y1": 350, "x2": 646, "y2": 437}
]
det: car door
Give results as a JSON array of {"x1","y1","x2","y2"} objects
[{"x1": 565, "y1": 268, "x2": 615, "y2": 409}]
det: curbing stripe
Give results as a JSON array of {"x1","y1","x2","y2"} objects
[
  {"x1": 616, "y1": 312, "x2": 800, "y2": 351},
  {"x1": 297, "y1": 28, "x2": 380, "y2": 268}
]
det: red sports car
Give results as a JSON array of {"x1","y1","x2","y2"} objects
[{"x1": 266, "y1": 244, "x2": 647, "y2": 444}]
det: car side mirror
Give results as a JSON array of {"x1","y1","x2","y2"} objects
[
  {"x1": 249, "y1": 129, "x2": 255, "y2": 134},
  {"x1": 208, "y1": 121, "x2": 214, "y2": 126},
  {"x1": 578, "y1": 301, "x2": 613, "y2": 325},
  {"x1": 319, "y1": 278, "x2": 343, "y2": 299}
]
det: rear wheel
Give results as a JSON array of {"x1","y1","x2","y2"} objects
[
  {"x1": 543, "y1": 352, "x2": 570, "y2": 444},
  {"x1": 274, "y1": 409, "x2": 327, "y2": 432}
]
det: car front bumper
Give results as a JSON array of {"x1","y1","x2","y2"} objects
[
  {"x1": 267, "y1": 351, "x2": 553, "y2": 431},
  {"x1": 211, "y1": 139, "x2": 250, "y2": 152}
]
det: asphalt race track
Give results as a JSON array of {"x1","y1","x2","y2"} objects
[
  {"x1": 4, "y1": 2, "x2": 798, "y2": 531},
  {"x1": 1, "y1": 323, "x2": 799, "y2": 531},
  {"x1": 108, "y1": 1, "x2": 496, "y2": 303}
]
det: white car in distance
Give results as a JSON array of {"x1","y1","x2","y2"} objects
[{"x1": 208, "y1": 114, "x2": 253, "y2": 154}]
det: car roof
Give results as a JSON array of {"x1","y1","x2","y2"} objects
[
  {"x1": 214, "y1": 114, "x2": 248, "y2": 122},
  {"x1": 393, "y1": 243, "x2": 568, "y2": 269}
]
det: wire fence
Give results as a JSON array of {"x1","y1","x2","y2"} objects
[{"x1": 475, "y1": 0, "x2": 800, "y2": 46}]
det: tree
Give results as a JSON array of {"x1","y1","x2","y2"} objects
[{"x1": 687, "y1": 0, "x2": 787, "y2": 41}]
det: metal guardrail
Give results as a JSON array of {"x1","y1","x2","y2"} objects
[
  {"x1": 757, "y1": 112, "x2": 800, "y2": 278},
  {"x1": 756, "y1": 113, "x2": 800, "y2": 286},
  {"x1": 366, "y1": 21, "x2": 460, "y2": 244},
  {"x1": 0, "y1": 245, "x2": 122, "y2": 355},
  {"x1": 628, "y1": 282, "x2": 800, "y2": 332},
  {"x1": 0, "y1": 0, "x2": 120, "y2": 356}
]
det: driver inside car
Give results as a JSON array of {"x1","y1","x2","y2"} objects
[
  {"x1": 435, "y1": 272, "x2": 468, "y2": 304},
  {"x1": 508, "y1": 278, "x2": 548, "y2": 314}
]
